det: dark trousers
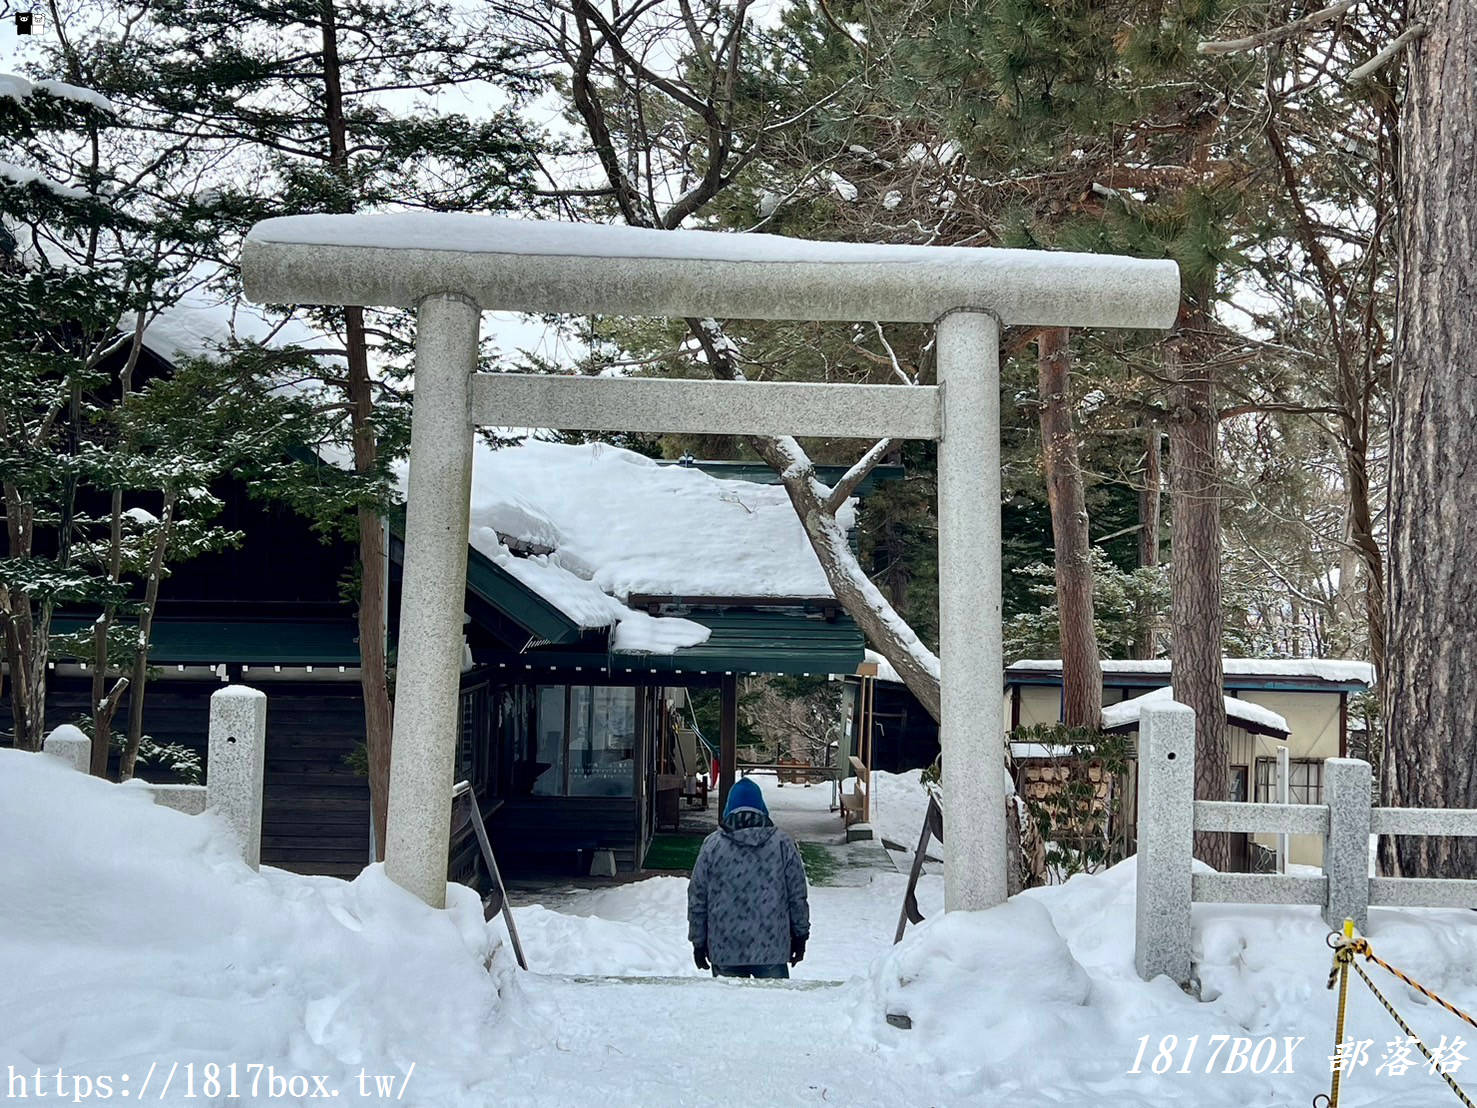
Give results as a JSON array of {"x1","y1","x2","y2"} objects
[{"x1": 712, "y1": 963, "x2": 789, "y2": 979}]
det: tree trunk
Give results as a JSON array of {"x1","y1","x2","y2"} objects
[
  {"x1": 352, "y1": 354, "x2": 394, "y2": 861},
  {"x1": 1135, "y1": 423, "x2": 1162, "y2": 659},
  {"x1": 1037, "y1": 328, "x2": 1101, "y2": 728},
  {"x1": 1382, "y1": 0, "x2": 1477, "y2": 878},
  {"x1": 321, "y1": 2, "x2": 395, "y2": 858},
  {"x1": 119, "y1": 493, "x2": 178, "y2": 780},
  {"x1": 91, "y1": 487, "x2": 125, "y2": 776},
  {"x1": 1166, "y1": 322, "x2": 1228, "y2": 870}
]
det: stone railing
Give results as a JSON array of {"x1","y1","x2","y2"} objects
[
  {"x1": 1134, "y1": 701, "x2": 1477, "y2": 986},
  {"x1": 40, "y1": 684, "x2": 268, "y2": 868}
]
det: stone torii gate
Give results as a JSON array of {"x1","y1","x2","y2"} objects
[{"x1": 243, "y1": 214, "x2": 1179, "y2": 912}]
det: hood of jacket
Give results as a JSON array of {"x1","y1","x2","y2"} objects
[{"x1": 722, "y1": 806, "x2": 776, "y2": 847}]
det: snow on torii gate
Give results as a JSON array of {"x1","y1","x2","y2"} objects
[{"x1": 243, "y1": 213, "x2": 1179, "y2": 912}]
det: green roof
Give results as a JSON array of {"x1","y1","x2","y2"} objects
[
  {"x1": 635, "y1": 607, "x2": 863, "y2": 676},
  {"x1": 480, "y1": 606, "x2": 863, "y2": 677},
  {"x1": 50, "y1": 615, "x2": 360, "y2": 666}
]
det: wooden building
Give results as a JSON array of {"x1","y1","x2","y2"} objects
[{"x1": 4, "y1": 293, "x2": 890, "y2": 881}]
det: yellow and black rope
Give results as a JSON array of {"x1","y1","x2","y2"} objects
[
  {"x1": 1317, "y1": 921, "x2": 1476, "y2": 1108},
  {"x1": 1348, "y1": 958, "x2": 1475, "y2": 1108}
]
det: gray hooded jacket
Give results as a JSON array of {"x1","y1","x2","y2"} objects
[{"x1": 687, "y1": 809, "x2": 810, "y2": 967}]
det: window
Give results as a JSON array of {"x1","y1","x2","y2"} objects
[
  {"x1": 505, "y1": 684, "x2": 636, "y2": 798},
  {"x1": 530, "y1": 687, "x2": 567, "y2": 796},
  {"x1": 569, "y1": 686, "x2": 636, "y2": 797},
  {"x1": 1229, "y1": 765, "x2": 1249, "y2": 803},
  {"x1": 1255, "y1": 757, "x2": 1323, "y2": 805},
  {"x1": 456, "y1": 684, "x2": 490, "y2": 793}
]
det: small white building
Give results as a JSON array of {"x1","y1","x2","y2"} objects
[{"x1": 1005, "y1": 658, "x2": 1376, "y2": 867}]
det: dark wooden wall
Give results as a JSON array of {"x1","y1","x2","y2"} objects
[
  {"x1": 867, "y1": 680, "x2": 941, "y2": 774},
  {"x1": 2, "y1": 675, "x2": 368, "y2": 877}
]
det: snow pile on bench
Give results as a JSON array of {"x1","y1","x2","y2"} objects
[{"x1": 0, "y1": 749, "x2": 519, "y2": 1102}]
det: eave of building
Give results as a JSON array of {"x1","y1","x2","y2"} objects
[
  {"x1": 471, "y1": 605, "x2": 864, "y2": 678},
  {"x1": 49, "y1": 614, "x2": 361, "y2": 666},
  {"x1": 1004, "y1": 672, "x2": 1368, "y2": 694}
]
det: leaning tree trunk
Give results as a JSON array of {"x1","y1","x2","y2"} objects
[
  {"x1": 1382, "y1": 0, "x2": 1477, "y2": 878},
  {"x1": 1166, "y1": 320, "x2": 1228, "y2": 870},
  {"x1": 1038, "y1": 328, "x2": 1102, "y2": 728}
]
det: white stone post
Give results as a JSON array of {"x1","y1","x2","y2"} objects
[
  {"x1": 1276, "y1": 744, "x2": 1289, "y2": 874},
  {"x1": 935, "y1": 309, "x2": 1007, "y2": 911},
  {"x1": 207, "y1": 685, "x2": 268, "y2": 868},
  {"x1": 384, "y1": 292, "x2": 480, "y2": 908},
  {"x1": 1322, "y1": 757, "x2": 1372, "y2": 932},
  {"x1": 1135, "y1": 701, "x2": 1195, "y2": 985},
  {"x1": 43, "y1": 725, "x2": 91, "y2": 773}
]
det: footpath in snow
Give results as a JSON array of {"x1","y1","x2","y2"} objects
[{"x1": 5, "y1": 749, "x2": 1477, "y2": 1106}]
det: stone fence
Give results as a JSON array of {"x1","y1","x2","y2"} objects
[
  {"x1": 40, "y1": 684, "x2": 267, "y2": 868},
  {"x1": 1134, "y1": 701, "x2": 1477, "y2": 986}
]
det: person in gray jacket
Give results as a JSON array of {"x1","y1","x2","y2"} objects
[{"x1": 688, "y1": 776, "x2": 810, "y2": 979}]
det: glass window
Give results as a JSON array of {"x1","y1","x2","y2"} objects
[
  {"x1": 568, "y1": 686, "x2": 636, "y2": 797},
  {"x1": 525, "y1": 686, "x2": 566, "y2": 796},
  {"x1": 1229, "y1": 765, "x2": 1249, "y2": 803},
  {"x1": 1254, "y1": 758, "x2": 1323, "y2": 805}
]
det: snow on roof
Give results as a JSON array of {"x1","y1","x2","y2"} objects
[
  {"x1": 1100, "y1": 686, "x2": 1289, "y2": 735},
  {"x1": 137, "y1": 288, "x2": 839, "y2": 656},
  {"x1": 464, "y1": 440, "x2": 850, "y2": 632},
  {"x1": 138, "y1": 283, "x2": 339, "y2": 367},
  {"x1": 863, "y1": 649, "x2": 902, "y2": 684},
  {"x1": 1009, "y1": 657, "x2": 1375, "y2": 687}
]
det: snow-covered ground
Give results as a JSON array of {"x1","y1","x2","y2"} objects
[{"x1": 7, "y1": 746, "x2": 1477, "y2": 1107}]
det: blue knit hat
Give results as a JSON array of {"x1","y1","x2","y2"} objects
[{"x1": 723, "y1": 776, "x2": 769, "y2": 818}]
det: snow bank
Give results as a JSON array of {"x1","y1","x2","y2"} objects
[
  {"x1": 1102, "y1": 686, "x2": 1289, "y2": 735},
  {"x1": 870, "y1": 899, "x2": 1091, "y2": 1078},
  {"x1": 508, "y1": 877, "x2": 699, "y2": 978},
  {"x1": 0, "y1": 749, "x2": 525, "y2": 1104},
  {"x1": 506, "y1": 869, "x2": 946, "y2": 984}
]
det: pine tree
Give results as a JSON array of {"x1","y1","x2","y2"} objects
[
  {"x1": 106, "y1": 0, "x2": 542, "y2": 847},
  {"x1": 1, "y1": 52, "x2": 318, "y2": 769}
]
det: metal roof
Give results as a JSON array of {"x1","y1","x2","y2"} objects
[
  {"x1": 470, "y1": 606, "x2": 864, "y2": 678},
  {"x1": 50, "y1": 615, "x2": 360, "y2": 666}
]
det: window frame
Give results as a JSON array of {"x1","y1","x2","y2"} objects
[{"x1": 1253, "y1": 756, "x2": 1324, "y2": 805}]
